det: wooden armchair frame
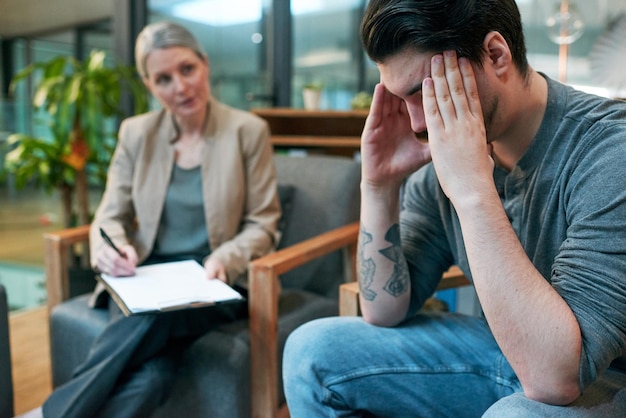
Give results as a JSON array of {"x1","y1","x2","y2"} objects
[
  {"x1": 44, "y1": 224, "x2": 91, "y2": 312},
  {"x1": 249, "y1": 221, "x2": 359, "y2": 417},
  {"x1": 43, "y1": 222, "x2": 361, "y2": 418}
]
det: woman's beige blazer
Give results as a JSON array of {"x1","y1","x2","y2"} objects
[{"x1": 89, "y1": 99, "x2": 280, "y2": 303}]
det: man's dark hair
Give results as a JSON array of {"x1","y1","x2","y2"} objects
[{"x1": 361, "y1": 0, "x2": 529, "y2": 77}]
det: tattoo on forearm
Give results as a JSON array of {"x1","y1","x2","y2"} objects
[
  {"x1": 358, "y1": 223, "x2": 409, "y2": 301},
  {"x1": 358, "y1": 225, "x2": 377, "y2": 301},
  {"x1": 379, "y1": 224, "x2": 409, "y2": 297}
]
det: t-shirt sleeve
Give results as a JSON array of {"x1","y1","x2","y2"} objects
[
  {"x1": 550, "y1": 122, "x2": 626, "y2": 390},
  {"x1": 401, "y1": 164, "x2": 465, "y2": 317}
]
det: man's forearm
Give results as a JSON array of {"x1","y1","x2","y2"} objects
[
  {"x1": 456, "y1": 190, "x2": 582, "y2": 404},
  {"x1": 358, "y1": 184, "x2": 411, "y2": 326}
]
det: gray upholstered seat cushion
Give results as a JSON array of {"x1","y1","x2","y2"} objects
[{"x1": 49, "y1": 294, "x2": 108, "y2": 386}]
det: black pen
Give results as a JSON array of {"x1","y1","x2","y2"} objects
[{"x1": 99, "y1": 228, "x2": 127, "y2": 259}]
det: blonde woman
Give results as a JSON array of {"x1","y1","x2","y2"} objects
[{"x1": 43, "y1": 21, "x2": 280, "y2": 417}]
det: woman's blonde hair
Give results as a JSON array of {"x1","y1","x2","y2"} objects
[{"x1": 135, "y1": 21, "x2": 206, "y2": 79}]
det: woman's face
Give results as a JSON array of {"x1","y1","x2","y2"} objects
[{"x1": 143, "y1": 46, "x2": 211, "y2": 120}]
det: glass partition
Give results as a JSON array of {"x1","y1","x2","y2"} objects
[
  {"x1": 292, "y1": 0, "x2": 367, "y2": 110},
  {"x1": 520, "y1": 0, "x2": 626, "y2": 97},
  {"x1": 148, "y1": 0, "x2": 272, "y2": 110}
]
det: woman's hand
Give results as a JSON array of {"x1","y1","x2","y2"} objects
[
  {"x1": 95, "y1": 244, "x2": 138, "y2": 277},
  {"x1": 204, "y1": 258, "x2": 228, "y2": 283},
  {"x1": 361, "y1": 83, "x2": 432, "y2": 191}
]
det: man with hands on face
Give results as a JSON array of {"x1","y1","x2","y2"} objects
[{"x1": 282, "y1": 0, "x2": 626, "y2": 417}]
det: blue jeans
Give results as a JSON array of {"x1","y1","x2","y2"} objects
[{"x1": 283, "y1": 313, "x2": 626, "y2": 417}]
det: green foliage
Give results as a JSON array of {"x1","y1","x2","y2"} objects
[
  {"x1": 4, "y1": 50, "x2": 148, "y2": 191},
  {"x1": 303, "y1": 82, "x2": 323, "y2": 91},
  {"x1": 3, "y1": 133, "x2": 70, "y2": 192},
  {"x1": 350, "y1": 91, "x2": 373, "y2": 110},
  {"x1": 2, "y1": 49, "x2": 148, "y2": 228}
]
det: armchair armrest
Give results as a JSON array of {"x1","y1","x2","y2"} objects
[
  {"x1": 339, "y1": 265, "x2": 471, "y2": 316},
  {"x1": 248, "y1": 221, "x2": 359, "y2": 418},
  {"x1": 43, "y1": 224, "x2": 91, "y2": 312}
]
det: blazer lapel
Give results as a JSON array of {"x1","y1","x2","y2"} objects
[{"x1": 137, "y1": 112, "x2": 177, "y2": 233}]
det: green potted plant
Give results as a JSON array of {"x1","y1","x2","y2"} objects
[
  {"x1": 302, "y1": 82, "x2": 323, "y2": 110},
  {"x1": 3, "y1": 49, "x2": 148, "y2": 229},
  {"x1": 350, "y1": 91, "x2": 373, "y2": 110}
]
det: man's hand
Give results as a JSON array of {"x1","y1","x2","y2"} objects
[
  {"x1": 361, "y1": 83, "x2": 431, "y2": 191},
  {"x1": 422, "y1": 51, "x2": 494, "y2": 208}
]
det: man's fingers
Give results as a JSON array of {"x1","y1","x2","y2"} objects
[
  {"x1": 459, "y1": 57, "x2": 483, "y2": 119},
  {"x1": 430, "y1": 53, "x2": 455, "y2": 123},
  {"x1": 428, "y1": 51, "x2": 484, "y2": 132},
  {"x1": 443, "y1": 50, "x2": 471, "y2": 118},
  {"x1": 381, "y1": 83, "x2": 404, "y2": 117},
  {"x1": 422, "y1": 77, "x2": 442, "y2": 134},
  {"x1": 364, "y1": 83, "x2": 390, "y2": 131}
]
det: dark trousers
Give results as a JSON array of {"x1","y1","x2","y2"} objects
[{"x1": 42, "y1": 296, "x2": 246, "y2": 418}]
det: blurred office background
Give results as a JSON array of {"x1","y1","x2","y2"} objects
[{"x1": 1, "y1": 0, "x2": 626, "y2": 311}]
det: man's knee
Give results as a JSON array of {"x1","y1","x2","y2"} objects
[
  {"x1": 284, "y1": 318, "x2": 336, "y2": 374},
  {"x1": 284, "y1": 317, "x2": 364, "y2": 381}
]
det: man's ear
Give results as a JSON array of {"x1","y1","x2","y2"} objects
[{"x1": 483, "y1": 31, "x2": 512, "y2": 77}]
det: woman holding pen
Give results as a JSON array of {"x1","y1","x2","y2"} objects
[{"x1": 43, "y1": 21, "x2": 280, "y2": 417}]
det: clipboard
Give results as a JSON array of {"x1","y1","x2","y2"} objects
[{"x1": 96, "y1": 259, "x2": 244, "y2": 316}]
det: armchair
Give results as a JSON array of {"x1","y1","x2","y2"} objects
[{"x1": 44, "y1": 154, "x2": 361, "y2": 418}]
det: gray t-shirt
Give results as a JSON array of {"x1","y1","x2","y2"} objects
[
  {"x1": 152, "y1": 164, "x2": 211, "y2": 261},
  {"x1": 401, "y1": 75, "x2": 626, "y2": 390}
]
